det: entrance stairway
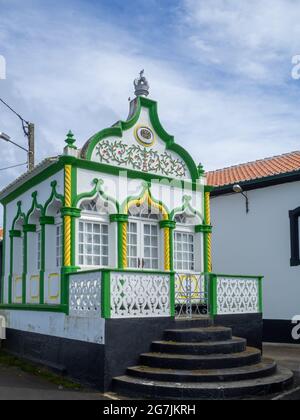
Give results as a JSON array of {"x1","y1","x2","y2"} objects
[{"x1": 113, "y1": 319, "x2": 293, "y2": 399}]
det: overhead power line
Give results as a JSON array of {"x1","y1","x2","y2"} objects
[{"x1": 0, "y1": 162, "x2": 27, "y2": 172}]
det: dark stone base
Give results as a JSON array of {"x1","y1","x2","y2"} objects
[
  {"x1": 263, "y1": 319, "x2": 300, "y2": 344},
  {"x1": 214, "y1": 313, "x2": 263, "y2": 350},
  {"x1": 3, "y1": 329, "x2": 105, "y2": 390},
  {"x1": 2, "y1": 314, "x2": 265, "y2": 391}
]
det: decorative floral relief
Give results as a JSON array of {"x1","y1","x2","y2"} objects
[{"x1": 95, "y1": 140, "x2": 187, "y2": 178}]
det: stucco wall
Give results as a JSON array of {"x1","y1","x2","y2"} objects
[{"x1": 211, "y1": 181, "x2": 300, "y2": 321}]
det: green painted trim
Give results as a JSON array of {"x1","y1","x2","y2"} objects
[
  {"x1": 121, "y1": 181, "x2": 170, "y2": 217},
  {"x1": 170, "y1": 195, "x2": 203, "y2": 223},
  {"x1": 169, "y1": 272, "x2": 175, "y2": 317},
  {"x1": 69, "y1": 268, "x2": 174, "y2": 276},
  {"x1": 101, "y1": 270, "x2": 111, "y2": 319},
  {"x1": 214, "y1": 273, "x2": 264, "y2": 280},
  {"x1": 1, "y1": 206, "x2": 6, "y2": 303},
  {"x1": 209, "y1": 274, "x2": 218, "y2": 316},
  {"x1": 25, "y1": 191, "x2": 43, "y2": 224},
  {"x1": 169, "y1": 228, "x2": 174, "y2": 272},
  {"x1": 22, "y1": 231, "x2": 27, "y2": 304},
  {"x1": 204, "y1": 185, "x2": 214, "y2": 193},
  {"x1": 73, "y1": 178, "x2": 119, "y2": 212},
  {"x1": 258, "y1": 277, "x2": 264, "y2": 313},
  {"x1": 74, "y1": 157, "x2": 198, "y2": 192},
  {"x1": 1, "y1": 161, "x2": 64, "y2": 205},
  {"x1": 40, "y1": 223, "x2": 45, "y2": 305},
  {"x1": 159, "y1": 220, "x2": 176, "y2": 229},
  {"x1": 43, "y1": 181, "x2": 64, "y2": 217},
  {"x1": 9, "y1": 230, "x2": 21, "y2": 238},
  {"x1": 0, "y1": 304, "x2": 68, "y2": 313},
  {"x1": 83, "y1": 96, "x2": 199, "y2": 182},
  {"x1": 40, "y1": 216, "x2": 55, "y2": 225},
  {"x1": 110, "y1": 214, "x2": 128, "y2": 223},
  {"x1": 12, "y1": 201, "x2": 25, "y2": 230},
  {"x1": 195, "y1": 224, "x2": 212, "y2": 234},
  {"x1": 23, "y1": 224, "x2": 36, "y2": 233},
  {"x1": 61, "y1": 207, "x2": 81, "y2": 218}
]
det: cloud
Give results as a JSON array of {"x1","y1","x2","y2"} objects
[
  {"x1": 180, "y1": 0, "x2": 300, "y2": 84},
  {"x1": 0, "y1": 0, "x2": 300, "y2": 226}
]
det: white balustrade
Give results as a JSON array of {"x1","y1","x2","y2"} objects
[
  {"x1": 110, "y1": 272, "x2": 170, "y2": 318},
  {"x1": 69, "y1": 272, "x2": 101, "y2": 317},
  {"x1": 216, "y1": 276, "x2": 260, "y2": 315}
]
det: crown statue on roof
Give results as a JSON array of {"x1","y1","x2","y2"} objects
[{"x1": 134, "y1": 70, "x2": 150, "y2": 97}]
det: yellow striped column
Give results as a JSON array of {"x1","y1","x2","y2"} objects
[
  {"x1": 205, "y1": 190, "x2": 212, "y2": 272},
  {"x1": 64, "y1": 164, "x2": 72, "y2": 267}
]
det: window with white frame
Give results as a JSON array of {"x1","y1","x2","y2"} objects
[
  {"x1": 56, "y1": 224, "x2": 63, "y2": 268},
  {"x1": 78, "y1": 196, "x2": 111, "y2": 268},
  {"x1": 174, "y1": 231, "x2": 195, "y2": 272},
  {"x1": 78, "y1": 221, "x2": 109, "y2": 267}
]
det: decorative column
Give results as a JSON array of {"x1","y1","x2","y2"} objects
[
  {"x1": 22, "y1": 223, "x2": 36, "y2": 304},
  {"x1": 8, "y1": 229, "x2": 22, "y2": 304},
  {"x1": 110, "y1": 214, "x2": 129, "y2": 269},
  {"x1": 39, "y1": 216, "x2": 55, "y2": 304},
  {"x1": 159, "y1": 220, "x2": 176, "y2": 271},
  {"x1": 204, "y1": 186, "x2": 214, "y2": 273}
]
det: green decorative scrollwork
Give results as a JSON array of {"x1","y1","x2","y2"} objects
[{"x1": 95, "y1": 140, "x2": 187, "y2": 179}]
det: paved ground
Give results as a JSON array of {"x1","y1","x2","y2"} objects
[
  {"x1": 0, "y1": 344, "x2": 299, "y2": 400},
  {"x1": 263, "y1": 343, "x2": 300, "y2": 400},
  {"x1": 0, "y1": 365, "x2": 108, "y2": 400}
]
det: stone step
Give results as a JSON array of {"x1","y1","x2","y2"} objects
[
  {"x1": 127, "y1": 358, "x2": 277, "y2": 383},
  {"x1": 174, "y1": 317, "x2": 213, "y2": 329},
  {"x1": 140, "y1": 347, "x2": 261, "y2": 370},
  {"x1": 164, "y1": 326, "x2": 232, "y2": 343},
  {"x1": 113, "y1": 367, "x2": 293, "y2": 400},
  {"x1": 151, "y1": 337, "x2": 246, "y2": 355}
]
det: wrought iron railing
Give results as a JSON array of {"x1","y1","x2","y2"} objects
[{"x1": 175, "y1": 273, "x2": 209, "y2": 319}]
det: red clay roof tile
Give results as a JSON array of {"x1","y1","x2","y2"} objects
[{"x1": 206, "y1": 151, "x2": 300, "y2": 187}]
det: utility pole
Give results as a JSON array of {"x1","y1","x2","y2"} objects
[{"x1": 27, "y1": 123, "x2": 35, "y2": 171}]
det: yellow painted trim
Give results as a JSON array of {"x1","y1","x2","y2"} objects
[
  {"x1": 205, "y1": 191, "x2": 212, "y2": 272},
  {"x1": 125, "y1": 190, "x2": 168, "y2": 220},
  {"x1": 64, "y1": 165, "x2": 72, "y2": 266},
  {"x1": 48, "y1": 273, "x2": 60, "y2": 300},
  {"x1": 134, "y1": 125, "x2": 156, "y2": 148},
  {"x1": 30, "y1": 275, "x2": 40, "y2": 301},
  {"x1": 164, "y1": 228, "x2": 170, "y2": 271},
  {"x1": 122, "y1": 223, "x2": 128, "y2": 269}
]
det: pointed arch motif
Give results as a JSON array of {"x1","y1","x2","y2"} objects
[
  {"x1": 170, "y1": 195, "x2": 203, "y2": 224},
  {"x1": 26, "y1": 192, "x2": 44, "y2": 224},
  {"x1": 74, "y1": 178, "x2": 119, "y2": 213},
  {"x1": 12, "y1": 201, "x2": 26, "y2": 230},
  {"x1": 122, "y1": 182, "x2": 169, "y2": 220},
  {"x1": 43, "y1": 181, "x2": 64, "y2": 217}
]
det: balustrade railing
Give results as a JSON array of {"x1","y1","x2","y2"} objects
[{"x1": 67, "y1": 270, "x2": 263, "y2": 320}]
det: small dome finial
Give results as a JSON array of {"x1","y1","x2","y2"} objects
[{"x1": 134, "y1": 70, "x2": 150, "y2": 97}]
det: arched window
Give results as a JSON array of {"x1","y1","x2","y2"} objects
[
  {"x1": 78, "y1": 196, "x2": 113, "y2": 268},
  {"x1": 127, "y1": 201, "x2": 162, "y2": 270}
]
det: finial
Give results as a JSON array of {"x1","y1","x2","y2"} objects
[
  {"x1": 197, "y1": 163, "x2": 205, "y2": 177},
  {"x1": 134, "y1": 70, "x2": 150, "y2": 97},
  {"x1": 65, "y1": 130, "x2": 77, "y2": 149}
]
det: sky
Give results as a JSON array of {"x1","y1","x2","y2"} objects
[{"x1": 1, "y1": 0, "x2": 300, "y2": 215}]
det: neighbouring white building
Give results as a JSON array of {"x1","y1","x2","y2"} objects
[{"x1": 208, "y1": 151, "x2": 300, "y2": 344}]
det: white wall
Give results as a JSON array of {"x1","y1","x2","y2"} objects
[
  {"x1": 0, "y1": 309, "x2": 105, "y2": 344},
  {"x1": 211, "y1": 181, "x2": 300, "y2": 321}
]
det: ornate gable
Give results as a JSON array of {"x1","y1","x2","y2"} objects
[{"x1": 81, "y1": 89, "x2": 198, "y2": 181}]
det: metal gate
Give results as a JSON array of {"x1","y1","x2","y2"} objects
[{"x1": 175, "y1": 273, "x2": 209, "y2": 319}]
